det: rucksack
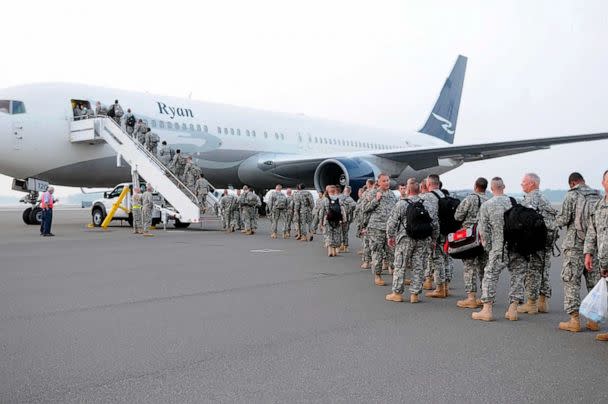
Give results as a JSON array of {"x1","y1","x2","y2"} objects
[
  {"x1": 274, "y1": 192, "x2": 287, "y2": 209},
  {"x1": 405, "y1": 199, "x2": 433, "y2": 240},
  {"x1": 326, "y1": 198, "x2": 343, "y2": 226},
  {"x1": 149, "y1": 132, "x2": 160, "y2": 144},
  {"x1": 504, "y1": 197, "x2": 547, "y2": 257},
  {"x1": 127, "y1": 115, "x2": 136, "y2": 127},
  {"x1": 574, "y1": 188, "x2": 601, "y2": 241},
  {"x1": 432, "y1": 190, "x2": 462, "y2": 236},
  {"x1": 107, "y1": 105, "x2": 115, "y2": 118}
]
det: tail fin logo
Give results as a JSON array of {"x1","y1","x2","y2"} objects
[{"x1": 431, "y1": 113, "x2": 455, "y2": 135}]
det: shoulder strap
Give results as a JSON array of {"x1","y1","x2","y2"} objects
[
  {"x1": 509, "y1": 197, "x2": 517, "y2": 207},
  {"x1": 476, "y1": 194, "x2": 482, "y2": 208},
  {"x1": 431, "y1": 190, "x2": 441, "y2": 199}
]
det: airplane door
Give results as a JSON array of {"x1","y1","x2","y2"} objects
[{"x1": 12, "y1": 121, "x2": 23, "y2": 150}]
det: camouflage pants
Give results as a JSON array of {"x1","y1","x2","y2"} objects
[
  {"x1": 270, "y1": 209, "x2": 286, "y2": 233},
  {"x1": 242, "y1": 206, "x2": 255, "y2": 231},
  {"x1": 324, "y1": 223, "x2": 342, "y2": 248},
  {"x1": 297, "y1": 208, "x2": 312, "y2": 235},
  {"x1": 310, "y1": 211, "x2": 319, "y2": 232},
  {"x1": 462, "y1": 253, "x2": 488, "y2": 293},
  {"x1": 362, "y1": 233, "x2": 372, "y2": 263},
  {"x1": 392, "y1": 238, "x2": 430, "y2": 295},
  {"x1": 142, "y1": 208, "x2": 152, "y2": 232},
  {"x1": 369, "y1": 228, "x2": 388, "y2": 276},
  {"x1": 446, "y1": 256, "x2": 454, "y2": 283},
  {"x1": 341, "y1": 222, "x2": 351, "y2": 246},
  {"x1": 481, "y1": 251, "x2": 526, "y2": 304},
  {"x1": 132, "y1": 207, "x2": 143, "y2": 232},
  {"x1": 234, "y1": 208, "x2": 242, "y2": 229},
  {"x1": 197, "y1": 192, "x2": 208, "y2": 213},
  {"x1": 285, "y1": 211, "x2": 293, "y2": 233},
  {"x1": 561, "y1": 248, "x2": 600, "y2": 314},
  {"x1": 524, "y1": 245, "x2": 552, "y2": 300},
  {"x1": 222, "y1": 210, "x2": 234, "y2": 230},
  {"x1": 429, "y1": 238, "x2": 447, "y2": 285}
]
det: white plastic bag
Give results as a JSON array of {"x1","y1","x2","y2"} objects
[{"x1": 580, "y1": 278, "x2": 608, "y2": 323}]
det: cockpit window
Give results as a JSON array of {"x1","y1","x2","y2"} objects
[{"x1": 0, "y1": 100, "x2": 26, "y2": 114}]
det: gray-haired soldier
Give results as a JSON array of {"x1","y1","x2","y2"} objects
[
  {"x1": 517, "y1": 173, "x2": 557, "y2": 315},
  {"x1": 472, "y1": 177, "x2": 526, "y2": 322},
  {"x1": 557, "y1": 172, "x2": 601, "y2": 332},
  {"x1": 454, "y1": 177, "x2": 489, "y2": 309}
]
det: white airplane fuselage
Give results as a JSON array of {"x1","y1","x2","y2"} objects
[{"x1": 0, "y1": 83, "x2": 455, "y2": 190}]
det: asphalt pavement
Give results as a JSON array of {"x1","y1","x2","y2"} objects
[{"x1": 0, "y1": 209, "x2": 606, "y2": 403}]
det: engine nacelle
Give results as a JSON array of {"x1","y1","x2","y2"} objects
[{"x1": 313, "y1": 158, "x2": 379, "y2": 197}]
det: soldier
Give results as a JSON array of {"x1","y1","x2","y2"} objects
[
  {"x1": 420, "y1": 180, "x2": 432, "y2": 289},
  {"x1": 144, "y1": 128, "x2": 160, "y2": 155},
  {"x1": 94, "y1": 101, "x2": 107, "y2": 116},
  {"x1": 157, "y1": 141, "x2": 172, "y2": 166},
  {"x1": 339, "y1": 186, "x2": 356, "y2": 252},
  {"x1": 294, "y1": 184, "x2": 315, "y2": 241},
  {"x1": 219, "y1": 189, "x2": 238, "y2": 232},
  {"x1": 556, "y1": 172, "x2": 602, "y2": 332},
  {"x1": 421, "y1": 174, "x2": 448, "y2": 298},
  {"x1": 73, "y1": 104, "x2": 83, "y2": 120},
  {"x1": 269, "y1": 184, "x2": 288, "y2": 239},
  {"x1": 194, "y1": 173, "x2": 211, "y2": 212},
  {"x1": 363, "y1": 173, "x2": 398, "y2": 286},
  {"x1": 124, "y1": 109, "x2": 136, "y2": 135},
  {"x1": 134, "y1": 120, "x2": 148, "y2": 144},
  {"x1": 454, "y1": 177, "x2": 489, "y2": 309},
  {"x1": 142, "y1": 184, "x2": 154, "y2": 236},
  {"x1": 472, "y1": 177, "x2": 526, "y2": 322},
  {"x1": 131, "y1": 187, "x2": 144, "y2": 235},
  {"x1": 584, "y1": 169, "x2": 608, "y2": 341},
  {"x1": 283, "y1": 188, "x2": 294, "y2": 238},
  {"x1": 109, "y1": 99, "x2": 124, "y2": 125},
  {"x1": 318, "y1": 185, "x2": 347, "y2": 257},
  {"x1": 354, "y1": 187, "x2": 367, "y2": 256},
  {"x1": 517, "y1": 173, "x2": 557, "y2": 315},
  {"x1": 234, "y1": 189, "x2": 243, "y2": 231},
  {"x1": 239, "y1": 186, "x2": 259, "y2": 235},
  {"x1": 169, "y1": 149, "x2": 186, "y2": 180},
  {"x1": 310, "y1": 190, "x2": 324, "y2": 235},
  {"x1": 386, "y1": 181, "x2": 434, "y2": 303},
  {"x1": 359, "y1": 179, "x2": 376, "y2": 270}
]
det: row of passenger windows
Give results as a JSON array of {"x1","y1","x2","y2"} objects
[{"x1": 148, "y1": 119, "x2": 400, "y2": 150}]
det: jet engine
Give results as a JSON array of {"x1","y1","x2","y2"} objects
[{"x1": 313, "y1": 158, "x2": 379, "y2": 197}]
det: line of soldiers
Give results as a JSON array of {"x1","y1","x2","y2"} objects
[{"x1": 217, "y1": 186, "x2": 261, "y2": 235}]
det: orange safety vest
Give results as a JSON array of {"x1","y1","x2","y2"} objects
[{"x1": 40, "y1": 191, "x2": 54, "y2": 209}]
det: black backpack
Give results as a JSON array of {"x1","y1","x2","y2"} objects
[
  {"x1": 326, "y1": 199, "x2": 343, "y2": 227},
  {"x1": 405, "y1": 199, "x2": 433, "y2": 239},
  {"x1": 503, "y1": 197, "x2": 547, "y2": 257},
  {"x1": 127, "y1": 115, "x2": 136, "y2": 127},
  {"x1": 432, "y1": 191, "x2": 462, "y2": 236},
  {"x1": 107, "y1": 105, "x2": 115, "y2": 118}
]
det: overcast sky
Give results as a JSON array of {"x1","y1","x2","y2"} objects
[{"x1": 1, "y1": 0, "x2": 607, "y2": 198}]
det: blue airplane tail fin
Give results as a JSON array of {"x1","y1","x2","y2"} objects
[{"x1": 419, "y1": 55, "x2": 467, "y2": 144}]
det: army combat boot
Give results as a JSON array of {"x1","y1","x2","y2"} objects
[
  {"x1": 505, "y1": 302, "x2": 519, "y2": 321},
  {"x1": 385, "y1": 292, "x2": 404, "y2": 302},
  {"x1": 517, "y1": 299, "x2": 538, "y2": 314},
  {"x1": 410, "y1": 293, "x2": 419, "y2": 303},
  {"x1": 361, "y1": 261, "x2": 370, "y2": 270},
  {"x1": 457, "y1": 293, "x2": 479, "y2": 309},
  {"x1": 558, "y1": 312, "x2": 581, "y2": 332},
  {"x1": 472, "y1": 303, "x2": 494, "y2": 321},
  {"x1": 422, "y1": 277, "x2": 434, "y2": 290},
  {"x1": 596, "y1": 333, "x2": 608, "y2": 341},
  {"x1": 283, "y1": 231, "x2": 290, "y2": 239},
  {"x1": 425, "y1": 283, "x2": 447, "y2": 298},
  {"x1": 271, "y1": 232, "x2": 277, "y2": 239},
  {"x1": 374, "y1": 275, "x2": 385, "y2": 286},
  {"x1": 587, "y1": 320, "x2": 600, "y2": 331},
  {"x1": 538, "y1": 295, "x2": 549, "y2": 313}
]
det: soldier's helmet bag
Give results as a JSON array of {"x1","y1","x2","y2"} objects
[
  {"x1": 404, "y1": 199, "x2": 433, "y2": 240},
  {"x1": 503, "y1": 197, "x2": 548, "y2": 257},
  {"x1": 432, "y1": 191, "x2": 462, "y2": 236},
  {"x1": 326, "y1": 199, "x2": 343, "y2": 226}
]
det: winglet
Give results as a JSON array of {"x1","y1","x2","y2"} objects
[{"x1": 419, "y1": 55, "x2": 467, "y2": 144}]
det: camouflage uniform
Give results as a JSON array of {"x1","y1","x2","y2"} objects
[
  {"x1": 363, "y1": 189, "x2": 398, "y2": 275},
  {"x1": 169, "y1": 153, "x2": 186, "y2": 180},
  {"x1": 183, "y1": 163, "x2": 199, "y2": 191},
  {"x1": 421, "y1": 190, "x2": 448, "y2": 285},
  {"x1": 269, "y1": 191, "x2": 288, "y2": 234},
  {"x1": 478, "y1": 195, "x2": 526, "y2": 304},
  {"x1": 220, "y1": 194, "x2": 238, "y2": 230},
  {"x1": 284, "y1": 194, "x2": 295, "y2": 235},
  {"x1": 142, "y1": 190, "x2": 154, "y2": 232},
  {"x1": 194, "y1": 176, "x2": 210, "y2": 210},
  {"x1": 584, "y1": 196, "x2": 608, "y2": 278},
  {"x1": 387, "y1": 196, "x2": 434, "y2": 295},
  {"x1": 454, "y1": 192, "x2": 489, "y2": 293},
  {"x1": 144, "y1": 130, "x2": 160, "y2": 155},
  {"x1": 238, "y1": 191, "x2": 258, "y2": 232},
  {"x1": 557, "y1": 185, "x2": 601, "y2": 314},
  {"x1": 339, "y1": 194, "x2": 357, "y2": 248},
  {"x1": 521, "y1": 189, "x2": 558, "y2": 300},
  {"x1": 360, "y1": 189, "x2": 376, "y2": 264},
  {"x1": 157, "y1": 144, "x2": 172, "y2": 166},
  {"x1": 131, "y1": 192, "x2": 143, "y2": 233},
  {"x1": 311, "y1": 196, "x2": 324, "y2": 233},
  {"x1": 294, "y1": 190, "x2": 314, "y2": 236},
  {"x1": 319, "y1": 196, "x2": 347, "y2": 247}
]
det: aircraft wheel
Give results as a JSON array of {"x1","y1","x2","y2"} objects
[
  {"x1": 22, "y1": 207, "x2": 32, "y2": 225},
  {"x1": 29, "y1": 207, "x2": 42, "y2": 225}
]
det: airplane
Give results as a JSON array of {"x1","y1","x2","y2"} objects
[{"x1": 1, "y1": 54, "x2": 608, "y2": 225}]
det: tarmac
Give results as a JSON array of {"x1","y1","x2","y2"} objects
[{"x1": 0, "y1": 209, "x2": 606, "y2": 403}]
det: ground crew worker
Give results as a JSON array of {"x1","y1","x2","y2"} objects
[
  {"x1": 142, "y1": 184, "x2": 154, "y2": 236},
  {"x1": 583, "y1": 169, "x2": 608, "y2": 342},
  {"x1": 339, "y1": 186, "x2": 356, "y2": 252},
  {"x1": 194, "y1": 173, "x2": 210, "y2": 212},
  {"x1": 454, "y1": 177, "x2": 489, "y2": 309},
  {"x1": 517, "y1": 173, "x2": 557, "y2": 315},
  {"x1": 219, "y1": 190, "x2": 238, "y2": 232},
  {"x1": 556, "y1": 172, "x2": 601, "y2": 332},
  {"x1": 131, "y1": 187, "x2": 144, "y2": 234},
  {"x1": 472, "y1": 177, "x2": 526, "y2": 322},
  {"x1": 144, "y1": 128, "x2": 160, "y2": 155},
  {"x1": 421, "y1": 174, "x2": 448, "y2": 298},
  {"x1": 294, "y1": 184, "x2": 315, "y2": 241},
  {"x1": 385, "y1": 181, "x2": 435, "y2": 303},
  {"x1": 157, "y1": 141, "x2": 172, "y2": 166},
  {"x1": 269, "y1": 184, "x2": 288, "y2": 239},
  {"x1": 318, "y1": 185, "x2": 347, "y2": 257},
  {"x1": 284, "y1": 188, "x2": 294, "y2": 238},
  {"x1": 40, "y1": 186, "x2": 56, "y2": 237},
  {"x1": 363, "y1": 173, "x2": 397, "y2": 286}
]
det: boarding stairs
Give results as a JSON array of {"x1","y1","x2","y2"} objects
[{"x1": 69, "y1": 117, "x2": 219, "y2": 224}]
